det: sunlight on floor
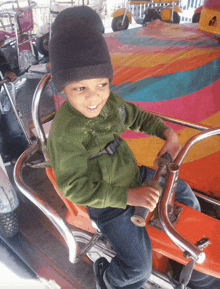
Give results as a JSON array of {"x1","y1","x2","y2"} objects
[{"x1": 0, "y1": 262, "x2": 47, "y2": 288}]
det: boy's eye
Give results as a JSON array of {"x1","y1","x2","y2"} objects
[
  {"x1": 98, "y1": 82, "x2": 107, "y2": 88},
  {"x1": 74, "y1": 86, "x2": 85, "y2": 92}
]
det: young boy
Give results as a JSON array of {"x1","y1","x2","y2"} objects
[{"x1": 47, "y1": 7, "x2": 200, "y2": 289}]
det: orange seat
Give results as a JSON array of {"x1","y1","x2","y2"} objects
[{"x1": 46, "y1": 167, "x2": 96, "y2": 234}]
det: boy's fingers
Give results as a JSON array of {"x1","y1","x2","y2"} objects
[
  {"x1": 145, "y1": 186, "x2": 160, "y2": 198},
  {"x1": 146, "y1": 194, "x2": 159, "y2": 205},
  {"x1": 143, "y1": 200, "x2": 158, "y2": 212},
  {"x1": 142, "y1": 187, "x2": 160, "y2": 211}
]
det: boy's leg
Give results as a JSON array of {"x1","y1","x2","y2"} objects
[
  {"x1": 138, "y1": 166, "x2": 201, "y2": 211},
  {"x1": 87, "y1": 206, "x2": 152, "y2": 289}
]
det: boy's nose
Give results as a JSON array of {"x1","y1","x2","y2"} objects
[{"x1": 87, "y1": 90, "x2": 98, "y2": 100}]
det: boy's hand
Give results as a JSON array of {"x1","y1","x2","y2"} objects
[
  {"x1": 4, "y1": 71, "x2": 17, "y2": 82},
  {"x1": 127, "y1": 186, "x2": 160, "y2": 211},
  {"x1": 155, "y1": 129, "x2": 181, "y2": 165}
]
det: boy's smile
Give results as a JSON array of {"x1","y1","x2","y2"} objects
[{"x1": 61, "y1": 78, "x2": 110, "y2": 118}]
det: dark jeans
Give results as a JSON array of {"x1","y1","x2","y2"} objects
[{"x1": 87, "y1": 166, "x2": 201, "y2": 289}]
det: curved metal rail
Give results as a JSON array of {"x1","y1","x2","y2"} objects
[
  {"x1": 14, "y1": 140, "x2": 78, "y2": 264},
  {"x1": 31, "y1": 73, "x2": 51, "y2": 160}
]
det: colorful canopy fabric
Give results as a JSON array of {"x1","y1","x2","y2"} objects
[{"x1": 104, "y1": 20, "x2": 220, "y2": 197}]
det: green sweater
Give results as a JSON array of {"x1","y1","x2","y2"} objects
[{"x1": 47, "y1": 92, "x2": 169, "y2": 209}]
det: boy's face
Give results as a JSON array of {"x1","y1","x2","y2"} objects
[{"x1": 61, "y1": 78, "x2": 110, "y2": 118}]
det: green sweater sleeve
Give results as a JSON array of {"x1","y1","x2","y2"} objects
[
  {"x1": 114, "y1": 93, "x2": 169, "y2": 139},
  {"x1": 48, "y1": 137, "x2": 128, "y2": 209}
]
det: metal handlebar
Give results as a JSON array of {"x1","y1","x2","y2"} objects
[
  {"x1": 159, "y1": 126, "x2": 220, "y2": 264},
  {"x1": 131, "y1": 153, "x2": 172, "y2": 227}
]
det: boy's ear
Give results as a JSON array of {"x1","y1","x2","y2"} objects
[{"x1": 61, "y1": 88, "x2": 65, "y2": 94}]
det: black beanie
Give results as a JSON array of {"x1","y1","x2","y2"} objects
[
  {"x1": 52, "y1": 6, "x2": 105, "y2": 35},
  {"x1": 49, "y1": 7, "x2": 113, "y2": 92}
]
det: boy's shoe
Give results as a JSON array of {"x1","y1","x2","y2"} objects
[{"x1": 93, "y1": 257, "x2": 110, "y2": 289}]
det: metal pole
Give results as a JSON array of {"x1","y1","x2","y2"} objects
[
  {"x1": 31, "y1": 73, "x2": 51, "y2": 161},
  {"x1": 144, "y1": 110, "x2": 216, "y2": 132}
]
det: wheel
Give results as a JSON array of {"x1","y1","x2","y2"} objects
[
  {"x1": 0, "y1": 207, "x2": 20, "y2": 238},
  {"x1": 143, "y1": 8, "x2": 162, "y2": 23},
  {"x1": 192, "y1": 13, "x2": 201, "y2": 23},
  {"x1": 36, "y1": 33, "x2": 49, "y2": 57},
  {"x1": 188, "y1": 270, "x2": 220, "y2": 289},
  {"x1": 172, "y1": 12, "x2": 180, "y2": 24},
  {"x1": 111, "y1": 16, "x2": 129, "y2": 32}
]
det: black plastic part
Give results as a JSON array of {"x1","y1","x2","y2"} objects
[
  {"x1": 192, "y1": 13, "x2": 201, "y2": 23},
  {"x1": 36, "y1": 33, "x2": 49, "y2": 57},
  {"x1": 172, "y1": 12, "x2": 180, "y2": 24},
  {"x1": 0, "y1": 110, "x2": 29, "y2": 162},
  {"x1": 112, "y1": 15, "x2": 129, "y2": 32}
]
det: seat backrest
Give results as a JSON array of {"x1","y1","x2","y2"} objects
[
  {"x1": 46, "y1": 167, "x2": 96, "y2": 234},
  {"x1": 46, "y1": 167, "x2": 90, "y2": 219}
]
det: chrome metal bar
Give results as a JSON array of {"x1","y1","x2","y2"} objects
[
  {"x1": 194, "y1": 191, "x2": 220, "y2": 207},
  {"x1": 144, "y1": 110, "x2": 214, "y2": 132},
  {"x1": 26, "y1": 30, "x2": 35, "y2": 56},
  {"x1": 31, "y1": 73, "x2": 52, "y2": 161},
  {"x1": 77, "y1": 231, "x2": 103, "y2": 261},
  {"x1": 72, "y1": 230, "x2": 115, "y2": 260},
  {"x1": 171, "y1": 2, "x2": 174, "y2": 22},
  {"x1": 13, "y1": 13, "x2": 21, "y2": 71},
  {"x1": 121, "y1": 2, "x2": 129, "y2": 25},
  {"x1": 14, "y1": 141, "x2": 78, "y2": 264},
  {"x1": 146, "y1": 269, "x2": 184, "y2": 289},
  {"x1": 175, "y1": 127, "x2": 220, "y2": 167},
  {"x1": 159, "y1": 166, "x2": 205, "y2": 263}
]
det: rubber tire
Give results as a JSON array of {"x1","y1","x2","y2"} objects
[
  {"x1": 192, "y1": 13, "x2": 201, "y2": 23},
  {"x1": 188, "y1": 271, "x2": 220, "y2": 289},
  {"x1": 172, "y1": 12, "x2": 180, "y2": 24},
  {"x1": 112, "y1": 16, "x2": 129, "y2": 32},
  {"x1": 36, "y1": 33, "x2": 49, "y2": 57},
  {"x1": 0, "y1": 207, "x2": 20, "y2": 238}
]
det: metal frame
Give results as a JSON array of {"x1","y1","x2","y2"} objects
[
  {"x1": 14, "y1": 140, "x2": 78, "y2": 263},
  {"x1": 159, "y1": 126, "x2": 220, "y2": 263},
  {"x1": 0, "y1": 1, "x2": 37, "y2": 72}
]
